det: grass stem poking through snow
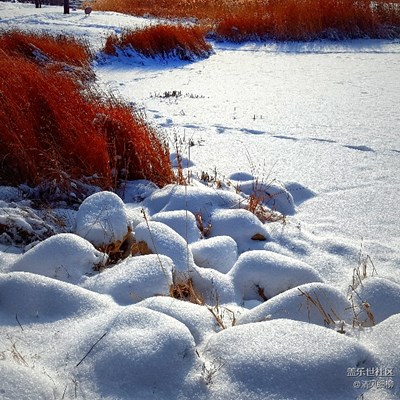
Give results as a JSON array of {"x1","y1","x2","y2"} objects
[
  {"x1": 140, "y1": 209, "x2": 170, "y2": 280},
  {"x1": 75, "y1": 332, "x2": 107, "y2": 368},
  {"x1": 298, "y1": 289, "x2": 341, "y2": 327}
]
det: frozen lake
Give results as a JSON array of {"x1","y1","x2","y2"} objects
[{"x1": 97, "y1": 41, "x2": 400, "y2": 283}]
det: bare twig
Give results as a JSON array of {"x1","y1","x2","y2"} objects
[
  {"x1": 15, "y1": 314, "x2": 24, "y2": 331},
  {"x1": 75, "y1": 332, "x2": 107, "y2": 367}
]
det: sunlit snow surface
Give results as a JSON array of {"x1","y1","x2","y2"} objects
[{"x1": 1, "y1": 3, "x2": 400, "y2": 400}]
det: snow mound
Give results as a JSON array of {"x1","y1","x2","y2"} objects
[
  {"x1": 356, "y1": 277, "x2": 400, "y2": 324},
  {"x1": 0, "y1": 272, "x2": 113, "y2": 322},
  {"x1": 364, "y1": 313, "x2": 400, "y2": 399},
  {"x1": 237, "y1": 282, "x2": 353, "y2": 327},
  {"x1": 11, "y1": 233, "x2": 107, "y2": 284},
  {"x1": 135, "y1": 220, "x2": 195, "y2": 273},
  {"x1": 136, "y1": 296, "x2": 219, "y2": 345},
  {"x1": 228, "y1": 250, "x2": 323, "y2": 302},
  {"x1": 75, "y1": 191, "x2": 130, "y2": 247},
  {"x1": 75, "y1": 306, "x2": 205, "y2": 399},
  {"x1": 190, "y1": 235, "x2": 238, "y2": 273},
  {"x1": 0, "y1": 361, "x2": 56, "y2": 400},
  {"x1": 124, "y1": 204, "x2": 145, "y2": 229},
  {"x1": 230, "y1": 177, "x2": 296, "y2": 215},
  {"x1": 152, "y1": 210, "x2": 200, "y2": 244},
  {"x1": 190, "y1": 265, "x2": 238, "y2": 304},
  {"x1": 209, "y1": 208, "x2": 270, "y2": 250},
  {"x1": 203, "y1": 319, "x2": 377, "y2": 399},
  {"x1": 142, "y1": 183, "x2": 243, "y2": 220},
  {"x1": 82, "y1": 254, "x2": 174, "y2": 304}
]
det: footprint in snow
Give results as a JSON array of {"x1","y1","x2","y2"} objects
[
  {"x1": 344, "y1": 144, "x2": 375, "y2": 152},
  {"x1": 272, "y1": 134, "x2": 299, "y2": 141}
]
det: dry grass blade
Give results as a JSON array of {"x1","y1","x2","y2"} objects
[
  {"x1": 347, "y1": 285, "x2": 376, "y2": 327},
  {"x1": 298, "y1": 288, "x2": 341, "y2": 326},
  {"x1": 170, "y1": 277, "x2": 204, "y2": 305}
]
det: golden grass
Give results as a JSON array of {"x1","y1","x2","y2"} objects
[
  {"x1": 92, "y1": 0, "x2": 400, "y2": 41},
  {"x1": 0, "y1": 31, "x2": 174, "y2": 198},
  {"x1": 103, "y1": 24, "x2": 212, "y2": 60}
]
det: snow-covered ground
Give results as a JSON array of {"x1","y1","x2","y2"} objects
[{"x1": 1, "y1": 2, "x2": 399, "y2": 399}]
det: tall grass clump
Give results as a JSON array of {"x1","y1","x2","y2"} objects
[
  {"x1": 0, "y1": 30, "x2": 92, "y2": 66},
  {"x1": 0, "y1": 31, "x2": 173, "y2": 200},
  {"x1": 103, "y1": 24, "x2": 213, "y2": 60},
  {"x1": 92, "y1": 0, "x2": 400, "y2": 41}
]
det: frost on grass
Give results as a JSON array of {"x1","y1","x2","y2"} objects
[
  {"x1": 11, "y1": 233, "x2": 107, "y2": 284},
  {"x1": 82, "y1": 254, "x2": 174, "y2": 305},
  {"x1": 228, "y1": 250, "x2": 323, "y2": 302},
  {"x1": 0, "y1": 204, "x2": 57, "y2": 247},
  {"x1": 203, "y1": 319, "x2": 377, "y2": 399},
  {"x1": 75, "y1": 191, "x2": 130, "y2": 248}
]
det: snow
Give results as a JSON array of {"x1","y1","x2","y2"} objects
[
  {"x1": 134, "y1": 220, "x2": 196, "y2": 274},
  {"x1": 1, "y1": 3, "x2": 400, "y2": 399},
  {"x1": 136, "y1": 296, "x2": 219, "y2": 345},
  {"x1": 151, "y1": 209, "x2": 200, "y2": 244},
  {"x1": 356, "y1": 277, "x2": 400, "y2": 325},
  {"x1": 75, "y1": 190, "x2": 130, "y2": 247},
  {"x1": 0, "y1": 272, "x2": 113, "y2": 322},
  {"x1": 209, "y1": 208, "x2": 271, "y2": 251},
  {"x1": 82, "y1": 254, "x2": 174, "y2": 305},
  {"x1": 72, "y1": 306, "x2": 205, "y2": 400},
  {"x1": 189, "y1": 235, "x2": 238, "y2": 273},
  {"x1": 229, "y1": 250, "x2": 323, "y2": 302},
  {"x1": 236, "y1": 282, "x2": 353, "y2": 327},
  {"x1": 10, "y1": 233, "x2": 108, "y2": 284},
  {"x1": 202, "y1": 319, "x2": 377, "y2": 399}
]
